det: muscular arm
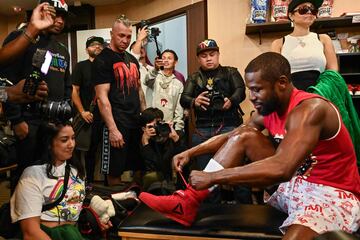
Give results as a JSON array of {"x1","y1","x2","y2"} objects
[
  {"x1": 95, "y1": 83, "x2": 124, "y2": 148},
  {"x1": 320, "y1": 34, "x2": 338, "y2": 71},
  {"x1": 20, "y1": 217, "x2": 51, "y2": 240},
  {"x1": 209, "y1": 99, "x2": 330, "y2": 188},
  {"x1": 95, "y1": 83, "x2": 116, "y2": 130}
]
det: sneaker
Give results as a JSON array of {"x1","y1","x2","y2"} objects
[
  {"x1": 139, "y1": 186, "x2": 209, "y2": 226},
  {"x1": 348, "y1": 84, "x2": 354, "y2": 95},
  {"x1": 354, "y1": 84, "x2": 360, "y2": 95}
]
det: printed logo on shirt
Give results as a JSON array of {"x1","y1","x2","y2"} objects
[
  {"x1": 49, "y1": 52, "x2": 68, "y2": 73},
  {"x1": 206, "y1": 77, "x2": 214, "y2": 91},
  {"x1": 160, "y1": 98, "x2": 168, "y2": 107},
  {"x1": 113, "y1": 62, "x2": 140, "y2": 94},
  {"x1": 335, "y1": 190, "x2": 356, "y2": 200},
  {"x1": 47, "y1": 175, "x2": 85, "y2": 221},
  {"x1": 305, "y1": 204, "x2": 323, "y2": 213}
]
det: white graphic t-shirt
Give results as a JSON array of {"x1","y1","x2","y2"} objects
[{"x1": 10, "y1": 162, "x2": 85, "y2": 223}]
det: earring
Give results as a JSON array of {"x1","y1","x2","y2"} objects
[{"x1": 290, "y1": 21, "x2": 294, "y2": 28}]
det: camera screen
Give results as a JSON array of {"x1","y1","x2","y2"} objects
[{"x1": 41, "y1": 51, "x2": 52, "y2": 75}]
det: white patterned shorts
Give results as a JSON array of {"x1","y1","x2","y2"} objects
[{"x1": 264, "y1": 176, "x2": 360, "y2": 234}]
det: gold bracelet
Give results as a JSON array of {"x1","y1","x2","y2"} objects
[{"x1": 22, "y1": 30, "x2": 38, "y2": 44}]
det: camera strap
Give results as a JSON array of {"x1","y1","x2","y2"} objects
[
  {"x1": 42, "y1": 163, "x2": 70, "y2": 211},
  {"x1": 101, "y1": 126, "x2": 110, "y2": 174}
]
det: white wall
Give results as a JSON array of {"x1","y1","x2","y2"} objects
[
  {"x1": 76, "y1": 28, "x2": 112, "y2": 62},
  {"x1": 145, "y1": 14, "x2": 188, "y2": 78}
]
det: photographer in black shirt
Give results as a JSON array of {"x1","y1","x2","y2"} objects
[
  {"x1": 1, "y1": 0, "x2": 72, "y2": 191},
  {"x1": 139, "y1": 107, "x2": 186, "y2": 191}
]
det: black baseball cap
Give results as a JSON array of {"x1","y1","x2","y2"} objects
[
  {"x1": 86, "y1": 36, "x2": 105, "y2": 48},
  {"x1": 196, "y1": 39, "x2": 219, "y2": 56},
  {"x1": 288, "y1": 0, "x2": 324, "y2": 13}
]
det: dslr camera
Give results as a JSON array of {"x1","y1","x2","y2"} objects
[
  {"x1": 207, "y1": 89, "x2": 225, "y2": 111},
  {"x1": 24, "y1": 49, "x2": 72, "y2": 123},
  {"x1": 154, "y1": 121, "x2": 171, "y2": 137},
  {"x1": 34, "y1": 100, "x2": 72, "y2": 123}
]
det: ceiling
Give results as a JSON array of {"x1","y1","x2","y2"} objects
[{"x1": 0, "y1": 0, "x2": 127, "y2": 16}]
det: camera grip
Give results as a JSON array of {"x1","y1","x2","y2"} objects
[{"x1": 23, "y1": 71, "x2": 41, "y2": 96}]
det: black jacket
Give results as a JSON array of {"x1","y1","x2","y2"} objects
[
  {"x1": 140, "y1": 137, "x2": 186, "y2": 180},
  {"x1": 180, "y1": 65, "x2": 245, "y2": 127}
]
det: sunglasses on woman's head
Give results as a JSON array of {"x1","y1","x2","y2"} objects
[{"x1": 293, "y1": 6, "x2": 318, "y2": 15}]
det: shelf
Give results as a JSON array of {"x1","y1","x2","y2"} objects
[
  {"x1": 246, "y1": 16, "x2": 360, "y2": 44},
  {"x1": 337, "y1": 52, "x2": 360, "y2": 57},
  {"x1": 341, "y1": 73, "x2": 360, "y2": 76}
]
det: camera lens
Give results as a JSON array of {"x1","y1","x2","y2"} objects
[{"x1": 37, "y1": 100, "x2": 72, "y2": 123}]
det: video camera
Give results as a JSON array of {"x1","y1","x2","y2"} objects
[
  {"x1": 24, "y1": 49, "x2": 72, "y2": 123},
  {"x1": 140, "y1": 20, "x2": 161, "y2": 39},
  {"x1": 140, "y1": 20, "x2": 163, "y2": 70}
]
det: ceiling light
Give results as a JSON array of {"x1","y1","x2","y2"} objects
[
  {"x1": 13, "y1": 6, "x2": 22, "y2": 13},
  {"x1": 74, "y1": 0, "x2": 82, "y2": 7}
]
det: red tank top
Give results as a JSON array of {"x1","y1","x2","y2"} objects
[{"x1": 263, "y1": 89, "x2": 360, "y2": 199}]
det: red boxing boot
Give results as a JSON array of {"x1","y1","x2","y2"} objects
[{"x1": 139, "y1": 186, "x2": 209, "y2": 226}]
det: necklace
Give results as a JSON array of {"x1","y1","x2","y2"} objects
[{"x1": 296, "y1": 37, "x2": 306, "y2": 47}]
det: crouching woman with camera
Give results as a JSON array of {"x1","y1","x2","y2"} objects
[
  {"x1": 139, "y1": 108, "x2": 186, "y2": 192},
  {"x1": 10, "y1": 122, "x2": 111, "y2": 240}
]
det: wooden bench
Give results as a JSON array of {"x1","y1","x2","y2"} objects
[{"x1": 118, "y1": 203, "x2": 287, "y2": 240}]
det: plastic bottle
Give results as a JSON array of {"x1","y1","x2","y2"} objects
[{"x1": 349, "y1": 39, "x2": 360, "y2": 53}]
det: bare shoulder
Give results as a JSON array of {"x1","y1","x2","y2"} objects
[
  {"x1": 287, "y1": 97, "x2": 338, "y2": 139},
  {"x1": 271, "y1": 38, "x2": 283, "y2": 52},
  {"x1": 319, "y1": 33, "x2": 332, "y2": 43},
  {"x1": 291, "y1": 98, "x2": 328, "y2": 121}
]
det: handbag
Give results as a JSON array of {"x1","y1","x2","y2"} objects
[{"x1": 0, "y1": 163, "x2": 70, "y2": 238}]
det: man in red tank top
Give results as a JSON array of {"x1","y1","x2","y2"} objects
[{"x1": 139, "y1": 52, "x2": 360, "y2": 239}]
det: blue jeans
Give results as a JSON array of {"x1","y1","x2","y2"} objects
[{"x1": 192, "y1": 125, "x2": 235, "y2": 170}]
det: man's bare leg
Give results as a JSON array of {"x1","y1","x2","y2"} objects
[
  {"x1": 212, "y1": 126, "x2": 276, "y2": 168},
  {"x1": 283, "y1": 224, "x2": 318, "y2": 240},
  {"x1": 138, "y1": 126, "x2": 278, "y2": 226}
]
